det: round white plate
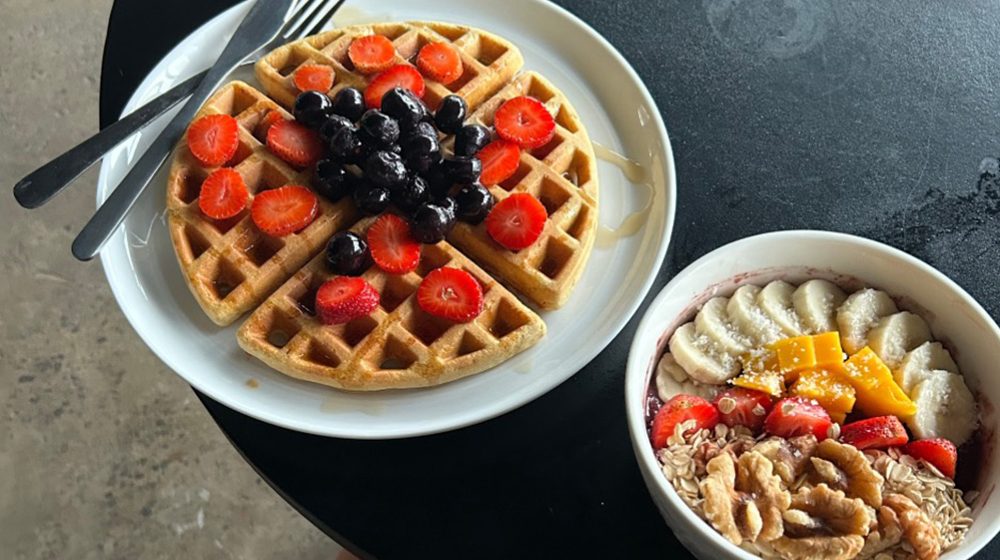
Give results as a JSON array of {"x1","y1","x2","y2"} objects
[{"x1": 97, "y1": 0, "x2": 677, "y2": 438}]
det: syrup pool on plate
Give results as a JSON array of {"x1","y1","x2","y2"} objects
[{"x1": 591, "y1": 141, "x2": 654, "y2": 247}]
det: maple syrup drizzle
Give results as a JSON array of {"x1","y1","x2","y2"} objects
[{"x1": 591, "y1": 142, "x2": 654, "y2": 247}]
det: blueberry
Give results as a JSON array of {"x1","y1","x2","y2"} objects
[
  {"x1": 318, "y1": 114, "x2": 354, "y2": 143},
  {"x1": 400, "y1": 125, "x2": 441, "y2": 174},
  {"x1": 442, "y1": 155, "x2": 482, "y2": 183},
  {"x1": 325, "y1": 232, "x2": 372, "y2": 276},
  {"x1": 410, "y1": 203, "x2": 454, "y2": 243},
  {"x1": 293, "y1": 91, "x2": 333, "y2": 128},
  {"x1": 357, "y1": 110, "x2": 400, "y2": 149},
  {"x1": 454, "y1": 183, "x2": 495, "y2": 224},
  {"x1": 313, "y1": 159, "x2": 352, "y2": 202},
  {"x1": 454, "y1": 124, "x2": 491, "y2": 157},
  {"x1": 391, "y1": 175, "x2": 429, "y2": 214},
  {"x1": 424, "y1": 164, "x2": 454, "y2": 198},
  {"x1": 328, "y1": 124, "x2": 364, "y2": 163},
  {"x1": 353, "y1": 182, "x2": 392, "y2": 215},
  {"x1": 434, "y1": 95, "x2": 467, "y2": 134},
  {"x1": 330, "y1": 87, "x2": 366, "y2": 122},
  {"x1": 381, "y1": 87, "x2": 429, "y2": 128},
  {"x1": 363, "y1": 150, "x2": 408, "y2": 189}
]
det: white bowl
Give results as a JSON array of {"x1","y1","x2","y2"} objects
[{"x1": 624, "y1": 230, "x2": 1000, "y2": 559}]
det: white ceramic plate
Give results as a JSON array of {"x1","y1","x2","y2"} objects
[{"x1": 97, "y1": 0, "x2": 676, "y2": 438}]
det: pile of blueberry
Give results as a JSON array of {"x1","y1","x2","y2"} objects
[{"x1": 293, "y1": 87, "x2": 496, "y2": 244}]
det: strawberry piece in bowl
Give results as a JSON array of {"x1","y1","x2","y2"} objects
[
  {"x1": 417, "y1": 267, "x2": 484, "y2": 323},
  {"x1": 840, "y1": 415, "x2": 909, "y2": 450},
  {"x1": 485, "y1": 193, "x2": 547, "y2": 251},
  {"x1": 266, "y1": 119, "x2": 324, "y2": 168},
  {"x1": 494, "y1": 96, "x2": 556, "y2": 149},
  {"x1": 315, "y1": 276, "x2": 380, "y2": 325},
  {"x1": 348, "y1": 35, "x2": 396, "y2": 74},
  {"x1": 417, "y1": 42, "x2": 463, "y2": 85},
  {"x1": 367, "y1": 214, "x2": 421, "y2": 274},
  {"x1": 198, "y1": 168, "x2": 249, "y2": 220},
  {"x1": 293, "y1": 64, "x2": 335, "y2": 93},
  {"x1": 650, "y1": 394, "x2": 720, "y2": 449},
  {"x1": 904, "y1": 438, "x2": 958, "y2": 479},
  {"x1": 187, "y1": 114, "x2": 239, "y2": 167},
  {"x1": 764, "y1": 396, "x2": 833, "y2": 440},
  {"x1": 712, "y1": 387, "x2": 773, "y2": 433},
  {"x1": 250, "y1": 185, "x2": 318, "y2": 237},
  {"x1": 364, "y1": 65, "x2": 426, "y2": 109}
]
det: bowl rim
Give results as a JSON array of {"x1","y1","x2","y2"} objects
[{"x1": 625, "y1": 229, "x2": 1000, "y2": 560}]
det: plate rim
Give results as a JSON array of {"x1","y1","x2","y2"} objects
[{"x1": 96, "y1": 0, "x2": 678, "y2": 438}]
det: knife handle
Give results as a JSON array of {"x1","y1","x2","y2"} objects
[{"x1": 12, "y1": 72, "x2": 205, "y2": 209}]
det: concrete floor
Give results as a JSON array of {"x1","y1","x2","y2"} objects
[{"x1": 0, "y1": 1, "x2": 346, "y2": 558}]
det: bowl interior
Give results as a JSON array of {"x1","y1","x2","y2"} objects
[{"x1": 626, "y1": 230, "x2": 1000, "y2": 559}]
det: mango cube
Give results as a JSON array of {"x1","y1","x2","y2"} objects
[
  {"x1": 812, "y1": 331, "x2": 845, "y2": 367},
  {"x1": 841, "y1": 347, "x2": 916, "y2": 418},
  {"x1": 791, "y1": 367, "x2": 856, "y2": 423},
  {"x1": 732, "y1": 369, "x2": 786, "y2": 397}
]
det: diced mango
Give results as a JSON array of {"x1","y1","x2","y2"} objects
[
  {"x1": 791, "y1": 366, "x2": 856, "y2": 423},
  {"x1": 732, "y1": 369, "x2": 786, "y2": 397},
  {"x1": 812, "y1": 331, "x2": 845, "y2": 367},
  {"x1": 840, "y1": 347, "x2": 917, "y2": 418},
  {"x1": 774, "y1": 336, "x2": 816, "y2": 377}
]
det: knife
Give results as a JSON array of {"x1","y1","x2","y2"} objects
[{"x1": 71, "y1": 0, "x2": 296, "y2": 261}]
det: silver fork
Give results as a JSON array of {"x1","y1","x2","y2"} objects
[{"x1": 13, "y1": 0, "x2": 345, "y2": 210}]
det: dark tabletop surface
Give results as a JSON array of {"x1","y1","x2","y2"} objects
[{"x1": 101, "y1": 1, "x2": 1000, "y2": 558}]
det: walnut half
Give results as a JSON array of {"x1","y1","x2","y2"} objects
[
  {"x1": 884, "y1": 493, "x2": 941, "y2": 560},
  {"x1": 811, "y1": 439, "x2": 884, "y2": 508},
  {"x1": 771, "y1": 484, "x2": 871, "y2": 560},
  {"x1": 699, "y1": 451, "x2": 791, "y2": 545}
]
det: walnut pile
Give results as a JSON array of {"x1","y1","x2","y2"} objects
[
  {"x1": 770, "y1": 484, "x2": 871, "y2": 560},
  {"x1": 700, "y1": 451, "x2": 791, "y2": 545}
]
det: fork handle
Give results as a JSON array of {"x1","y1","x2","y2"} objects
[{"x1": 12, "y1": 72, "x2": 206, "y2": 209}]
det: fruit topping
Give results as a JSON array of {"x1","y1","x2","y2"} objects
[
  {"x1": 352, "y1": 181, "x2": 392, "y2": 215},
  {"x1": 315, "y1": 276, "x2": 380, "y2": 325},
  {"x1": 364, "y1": 65, "x2": 426, "y2": 109},
  {"x1": 434, "y1": 94, "x2": 467, "y2": 134},
  {"x1": 391, "y1": 175, "x2": 429, "y2": 214},
  {"x1": 357, "y1": 109, "x2": 400, "y2": 149},
  {"x1": 773, "y1": 332, "x2": 844, "y2": 381},
  {"x1": 293, "y1": 64, "x2": 335, "y2": 92},
  {"x1": 327, "y1": 122, "x2": 364, "y2": 164},
  {"x1": 908, "y1": 370, "x2": 977, "y2": 444},
  {"x1": 186, "y1": 114, "x2": 239, "y2": 167},
  {"x1": 731, "y1": 369, "x2": 785, "y2": 398},
  {"x1": 380, "y1": 87, "x2": 429, "y2": 129},
  {"x1": 256, "y1": 110, "x2": 285, "y2": 140},
  {"x1": 399, "y1": 121, "x2": 442, "y2": 174},
  {"x1": 250, "y1": 185, "x2": 318, "y2": 237},
  {"x1": 454, "y1": 124, "x2": 492, "y2": 157},
  {"x1": 839, "y1": 416, "x2": 909, "y2": 450},
  {"x1": 348, "y1": 35, "x2": 396, "y2": 74},
  {"x1": 903, "y1": 438, "x2": 957, "y2": 479},
  {"x1": 198, "y1": 168, "x2": 249, "y2": 220},
  {"x1": 494, "y1": 96, "x2": 555, "y2": 149},
  {"x1": 313, "y1": 159, "x2": 354, "y2": 202},
  {"x1": 363, "y1": 150, "x2": 408, "y2": 189},
  {"x1": 485, "y1": 192, "x2": 547, "y2": 250},
  {"x1": 441, "y1": 155, "x2": 482, "y2": 184},
  {"x1": 317, "y1": 114, "x2": 354, "y2": 143},
  {"x1": 330, "y1": 87, "x2": 366, "y2": 122},
  {"x1": 325, "y1": 232, "x2": 372, "y2": 276},
  {"x1": 790, "y1": 367, "x2": 856, "y2": 423},
  {"x1": 712, "y1": 387, "x2": 774, "y2": 432},
  {"x1": 476, "y1": 139, "x2": 520, "y2": 186},
  {"x1": 454, "y1": 182, "x2": 494, "y2": 224},
  {"x1": 764, "y1": 397, "x2": 833, "y2": 440},
  {"x1": 416, "y1": 42, "x2": 463, "y2": 84},
  {"x1": 417, "y1": 267, "x2": 484, "y2": 323},
  {"x1": 367, "y1": 213, "x2": 421, "y2": 274},
  {"x1": 293, "y1": 91, "x2": 334, "y2": 128},
  {"x1": 266, "y1": 119, "x2": 324, "y2": 168},
  {"x1": 842, "y1": 347, "x2": 916, "y2": 418},
  {"x1": 410, "y1": 202, "x2": 455, "y2": 243},
  {"x1": 650, "y1": 394, "x2": 720, "y2": 449}
]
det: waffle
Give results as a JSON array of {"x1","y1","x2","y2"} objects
[
  {"x1": 166, "y1": 81, "x2": 358, "y2": 326},
  {"x1": 236, "y1": 217, "x2": 546, "y2": 390},
  {"x1": 255, "y1": 21, "x2": 525, "y2": 112}
]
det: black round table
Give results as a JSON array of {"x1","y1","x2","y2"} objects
[{"x1": 101, "y1": 1, "x2": 1000, "y2": 558}]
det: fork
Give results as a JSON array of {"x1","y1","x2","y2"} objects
[{"x1": 12, "y1": 0, "x2": 345, "y2": 211}]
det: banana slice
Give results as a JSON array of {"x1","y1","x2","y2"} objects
[
  {"x1": 908, "y1": 370, "x2": 977, "y2": 445},
  {"x1": 727, "y1": 285, "x2": 783, "y2": 345},
  {"x1": 895, "y1": 342, "x2": 960, "y2": 394},
  {"x1": 655, "y1": 353, "x2": 718, "y2": 401},
  {"x1": 669, "y1": 323, "x2": 740, "y2": 384},
  {"x1": 695, "y1": 297, "x2": 750, "y2": 357},
  {"x1": 757, "y1": 280, "x2": 805, "y2": 337},
  {"x1": 837, "y1": 289, "x2": 899, "y2": 354},
  {"x1": 866, "y1": 311, "x2": 932, "y2": 369},
  {"x1": 793, "y1": 279, "x2": 847, "y2": 334}
]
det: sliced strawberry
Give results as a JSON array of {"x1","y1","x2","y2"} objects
[
  {"x1": 904, "y1": 438, "x2": 958, "y2": 479},
  {"x1": 764, "y1": 397, "x2": 834, "y2": 440},
  {"x1": 187, "y1": 114, "x2": 239, "y2": 167},
  {"x1": 198, "y1": 168, "x2": 249, "y2": 220},
  {"x1": 348, "y1": 35, "x2": 396, "y2": 74},
  {"x1": 494, "y1": 96, "x2": 556, "y2": 149},
  {"x1": 650, "y1": 394, "x2": 720, "y2": 449},
  {"x1": 250, "y1": 185, "x2": 318, "y2": 237},
  {"x1": 712, "y1": 387, "x2": 773, "y2": 433},
  {"x1": 417, "y1": 267, "x2": 484, "y2": 323},
  {"x1": 364, "y1": 65, "x2": 426, "y2": 109},
  {"x1": 266, "y1": 119, "x2": 324, "y2": 168},
  {"x1": 477, "y1": 139, "x2": 521, "y2": 186},
  {"x1": 315, "y1": 276, "x2": 380, "y2": 325},
  {"x1": 485, "y1": 192, "x2": 547, "y2": 251},
  {"x1": 367, "y1": 214, "x2": 420, "y2": 274},
  {"x1": 416, "y1": 42, "x2": 463, "y2": 85},
  {"x1": 256, "y1": 110, "x2": 286, "y2": 140},
  {"x1": 840, "y1": 416, "x2": 909, "y2": 450},
  {"x1": 293, "y1": 64, "x2": 335, "y2": 92}
]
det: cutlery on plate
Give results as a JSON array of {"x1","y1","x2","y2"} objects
[{"x1": 13, "y1": 0, "x2": 345, "y2": 211}]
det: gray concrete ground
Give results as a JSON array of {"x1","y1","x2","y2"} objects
[{"x1": 0, "y1": 1, "x2": 345, "y2": 558}]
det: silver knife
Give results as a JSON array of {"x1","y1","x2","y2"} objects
[{"x1": 71, "y1": 0, "x2": 296, "y2": 261}]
